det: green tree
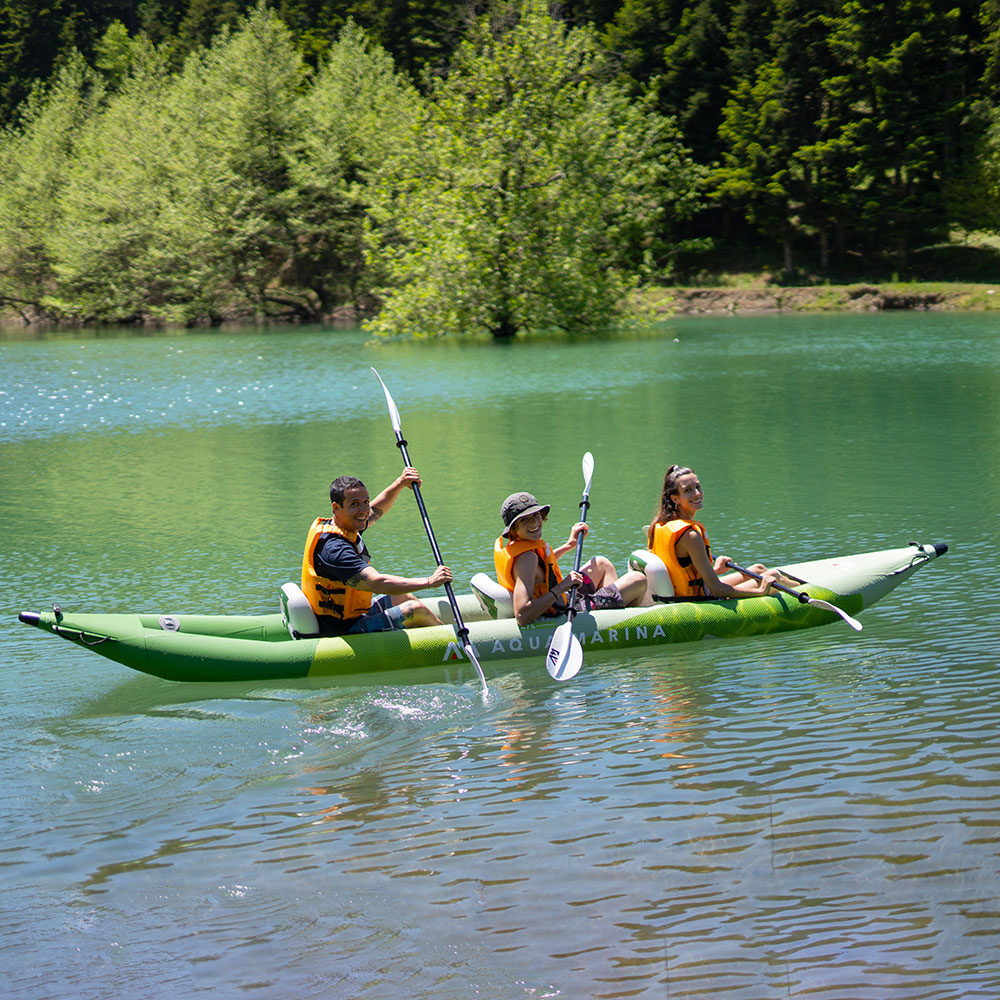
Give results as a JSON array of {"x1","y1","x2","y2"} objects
[
  {"x1": 980, "y1": 0, "x2": 1000, "y2": 95},
  {"x1": 176, "y1": 0, "x2": 248, "y2": 51},
  {"x1": 0, "y1": 0, "x2": 139, "y2": 124},
  {"x1": 714, "y1": 61, "x2": 798, "y2": 272},
  {"x1": 45, "y1": 41, "x2": 190, "y2": 321},
  {"x1": 824, "y1": 0, "x2": 975, "y2": 261},
  {"x1": 605, "y1": 0, "x2": 735, "y2": 166},
  {"x1": 714, "y1": 0, "x2": 850, "y2": 273},
  {"x1": 0, "y1": 52, "x2": 105, "y2": 319},
  {"x1": 366, "y1": 0, "x2": 702, "y2": 339},
  {"x1": 50, "y1": 2, "x2": 306, "y2": 323},
  {"x1": 93, "y1": 19, "x2": 139, "y2": 89},
  {"x1": 264, "y1": 0, "x2": 471, "y2": 78},
  {"x1": 136, "y1": 0, "x2": 194, "y2": 44},
  {"x1": 160, "y1": 0, "x2": 306, "y2": 320},
  {"x1": 943, "y1": 99, "x2": 1000, "y2": 232},
  {"x1": 292, "y1": 20, "x2": 423, "y2": 315}
]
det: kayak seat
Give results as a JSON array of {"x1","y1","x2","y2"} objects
[
  {"x1": 279, "y1": 582, "x2": 321, "y2": 639},
  {"x1": 470, "y1": 573, "x2": 515, "y2": 620},
  {"x1": 628, "y1": 549, "x2": 675, "y2": 601}
]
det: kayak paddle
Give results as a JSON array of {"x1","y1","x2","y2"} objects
[
  {"x1": 725, "y1": 561, "x2": 863, "y2": 631},
  {"x1": 370, "y1": 368, "x2": 489, "y2": 698},
  {"x1": 546, "y1": 452, "x2": 594, "y2": 681}
]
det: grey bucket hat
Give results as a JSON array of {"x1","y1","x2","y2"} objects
[{"x1": 500, "y1": 492, "x2": 550, "y2": 537}]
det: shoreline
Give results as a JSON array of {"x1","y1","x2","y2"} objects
[
  {"x1": 4, "y1": 281, "x2": 1000, "y2": 330},
  {"x1": 647, "y1": 282, "x2": 1000, "y2": 315}
]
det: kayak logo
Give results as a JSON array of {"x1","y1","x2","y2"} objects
[{"x1": 444, "y1": 641, "x2": 465, "y2": 661}]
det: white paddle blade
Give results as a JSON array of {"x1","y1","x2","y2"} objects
[
  {"x1": 582, "y1": 452, "x2": 594, "y2": 493},
  {"x1": 547, "y1": 624, "x2": 582, "y2": 681},
  {"x1": 462, "y1": 640, "x2": 490, "y2": 697},
  {"x1": 370, "y1": 368, "x2": 402, "y2": 434},
  {"x1": 808, "y1": 597, "x2": 863, "y2": 631}
]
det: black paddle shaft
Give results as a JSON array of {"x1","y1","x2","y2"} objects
[
  {"x1": 392, "y1": 435, "x2": 471, "y2": 642},
  {"x1": 726, "y1": 561, "x2": 809, "y2": 603},
  {"x1": 566, "y1": 490, "x2": 591, "y2": 617}
]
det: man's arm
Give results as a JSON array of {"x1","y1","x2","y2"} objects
[
  {"x1": 347, "y1": 564, "x2": 452, "y2": 595},
  {"x1": 367, "y1": 467, "x2": 421, "y2": 525}
]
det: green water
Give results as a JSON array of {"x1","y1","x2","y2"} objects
[{"x1": 2, "y1": 312, "x2": 998, "y2": 998}]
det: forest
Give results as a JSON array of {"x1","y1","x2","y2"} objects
[{"x1": 2, "y1": 0, "x2": 999, "y2": 335}]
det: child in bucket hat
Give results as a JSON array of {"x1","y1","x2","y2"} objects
[
  {"x1": 494, "y1": 490, "x2": 648, "y2": 626},
  {"x1": 500, "y1": 492, "x2": 551, "y2": 537}
]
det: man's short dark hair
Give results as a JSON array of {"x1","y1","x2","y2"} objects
[{"x1": 330, "y1": 475, "x2": 365, "y2": 505}]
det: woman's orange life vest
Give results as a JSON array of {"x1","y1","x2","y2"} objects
[
  {"x1": 301, "y1": 517, "x2": 373, "y2": 624},
  {"x1": 494, "y1": 535, "x2": 567, "y2": 611},
  {"x1": 649, "y1": 518, "x2": 712, "y2": 598}
]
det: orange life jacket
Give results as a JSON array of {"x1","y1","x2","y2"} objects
[
  {"x1": 301, "y1": 517, "x2": 373, "y2": 624},
  {"x1": 494, "y1": 535, "x2": 567, "y2": 611},
  {"x1": 649, "y1": 519, "x2": 712, "y2": 598}
]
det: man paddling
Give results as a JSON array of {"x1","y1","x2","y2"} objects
[{"x1": 301, "y1": 469, "x2": 452, "y2": 635}]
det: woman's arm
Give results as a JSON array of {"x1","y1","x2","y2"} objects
[{"x1": 676, "y1": 529, "x2": 773, "y2": 599}]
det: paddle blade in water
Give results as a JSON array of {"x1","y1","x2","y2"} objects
[
  {"x1": 807, "y1": 596, "x2": 863, "y2": 631},
  {"x1": 547, "y1": 624, "x2": 582, "y2": 681}
]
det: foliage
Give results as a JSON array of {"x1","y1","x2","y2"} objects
[
  {"x1": 365, "y1": 0, "x2": 703, "y2": 338},
  {"x1": 944, "y1": 101, "x2": 1000, "y2": 232},
  {"x1": 0, "y1": 0, "x2": 132, "y2": 124},
  {"x1": 0, "y1": 53, "x2": 106, "y2": 320},
  {"x1": 46, "y1": 2, "x2": 307, "y2": 323},
  {"x1": 821, "y1": 0, "x2": 972, "y2": 258},
  {"x1": 713, "y1": 0, "x2": 848, "y2": 273},
  {"x1": 291, "y1": 21, "x2": 424, "y2": 314},
  {"x1": 605, "y1": 0, "x2": 734, "y2": 167},
  {"x1": 5, "y1": 1, "x2": 1000, "y2": 327},
  {"x1": 44, "y1": 40, "x2": 198, "y2": 322}
]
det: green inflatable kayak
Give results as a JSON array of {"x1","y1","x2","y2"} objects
[{"x1": 18, "y1": 542, "x2": 946, "y2": 684}]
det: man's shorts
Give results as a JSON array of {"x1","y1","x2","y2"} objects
[{"x1": 346, "y1": 595, "x2": 407, "y2": 634}]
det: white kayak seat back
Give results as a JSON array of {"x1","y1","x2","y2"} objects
[
  {"x1": 629, "y1": 549, "x2": 675, "y2": 600},
  {"x1": 279, "y1": 582, "x2": 320, "y2": 639},
  {"x1": 470, "y1": 572, "x2": 515, "y2": 620}
]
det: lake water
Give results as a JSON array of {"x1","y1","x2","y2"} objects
[{"x1": 2, "y1": 313, "x2": 998, "y2": 999}]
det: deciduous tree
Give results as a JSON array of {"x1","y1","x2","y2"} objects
[
  {"x1": 366, "y1": 0, "x2": 702, "y2": 339},
  {"x1": 291, "y1": 20, "x2": 423, "y2": 315},
  {"x1": 0, "y1": 52, "x2": 105, "y2": 319}
]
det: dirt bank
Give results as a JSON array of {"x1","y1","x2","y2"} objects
[{"x1": 650, "y1": 283, "x2": 1000, "y2": 315}]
